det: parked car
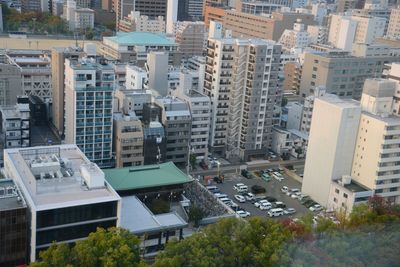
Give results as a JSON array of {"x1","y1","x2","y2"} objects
[
  {"x1": 286, "y1": 188, "x2": 300, "y2": 196},
  {"x1": 254, "y1": 199, "x2": 270, "y2": 208},
  {"x1": 241, "y1": 169, "x2": 251, "y2": 179},
  {"x1": 267, "y1": 208, "x2": 284, "y2": 217},
  {"x1": 261, "y1": 172, "x2": 271, "y2": 181},
  {"x1": 304, "y1": 200, "x2": 317, "y2": 208},
  {"x1": 309, "y1": 204, "x2": 323, "y2": 212},
  {"x1": 233, "y1": 183, "x2": 246, "y2": 191},
  {"x1": 281, "y1": 186, "x2": 288, "y2": 193},
  {"x1": 234, "y1": 195, "x2": 246, "y2": 203},
  {"x1": 214, "y1": 193, "x2": 228, "y2": 199},
  {"x1": 291, "y1": 192, "x2": 302, "y2": 199},
  {"x1": 259, "y1": 202, "x2": 272, "y2": 210},
  {"x1": 265, "y1": 196, "x2": 277, "y2": 203},
  {"x1": 251, "y1": 185, "x2": 266, "y2": 194},
  {"x1": 236, "y1": 210, "x2": 251, "y2": 218},
  {"x1": 243, "y1": 192, "x2": 255, "y2": 201},
  {"x1": 274, "y1": 201, "x2": 286, "y2": 208},
  {"x1": 284, "y1": 208, "x2": 296, "y2": 215},
  {"x1": 273, "y1": 173, "x2": 284, "y2": 181}
]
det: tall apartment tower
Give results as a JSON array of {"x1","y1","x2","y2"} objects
[
  {"x1": 302, "y1": 95, "x2": 361, "y2": 206},
  {"x1": 51, "y1": 47, "x2": 84, "y2": 138},
  {"x1": 64, "y1": 58, "x2": 115, "y2": 168},
  {"x1": 204, "y1": 37, "x2": 283, "y2": 160},
  {"x1": 175, "y1": 21, "x2": 206, "y2": 61}
]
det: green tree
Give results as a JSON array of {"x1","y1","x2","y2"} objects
[
  {"x1": 189, "y1": 154, "x2": 197, "y2": 170},
  {"x1": 187, "y1": 205, "x2": 204, "y2": 227},
  {"x1": 30, "y1": 242, "x2": 73, "y2": 267},
  {"x1": 85, "y1": 29, "x2": 94, "y2": 40}
]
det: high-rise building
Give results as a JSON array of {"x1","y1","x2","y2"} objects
[
  {"x1": 204, "y1": 35, "x2": 282, "y2": 160},
  {"x1": 146, "y1": 52, "x2": 169, "y2": 96},
  {"x1": 0, "y1": 100, "x2": 30, "y2": 148},
  {"x1": 300, "y1": 86, "x2": 326, "y2": 133},
  {"x1": 51, "y1": 47, "x2": 84, "y2": 138},
  {"x1": 387, "y1": 8, "x2": 400, "y2": 39},
  {"x1": 302, "y1": 95, "x2": 361, "y2": 207},
  {"x1": 143, "y1": 121, "x2": 167, "y2": 164},
  {"x1": 64, "y1": 57, "x2": 114, "y2": 168},
  {"x1": 384, "y1": 62, "x2": 400, "y2": 115},
  {"x1": 4, "y1": 145, "x2": 121, "y2": 262},
  {"x1": 0, "y1": 63, "x2": 22, "y2": 106},
  {"x1": 113, "y1": 112, "x2": 144, "y2": 167},
  {"x1": 64, "y1": 0, "x2": 95, "y2": 31},
  {"x1": 279, "y1": 20, "x2": 311, "y2": 50},
  {"x1": 0, "y1": 179, "x2": 28, "y2": 267},
  {"x1": 175, "y1": 21, "x2": 206, "y2": 61}
]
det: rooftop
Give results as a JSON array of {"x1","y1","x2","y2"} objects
[
  {"x1": 104, "y1": 32, "x2": 176, "y2": 46},
  {"x1": 103, "y1": 162, "x2": 193, "y2": 191},
  {"x1": 334, "y1": 179, "x2": 372, "y2": 193},
  {"x1": 4, "y1": 145, "x2": 120, "y2": 210},
  {"x1": 0, "y1": 179, "x2": 26, "y2": 211},
  {"x1": 121, "y1": 196, "x2": 187, "y2": 234}
]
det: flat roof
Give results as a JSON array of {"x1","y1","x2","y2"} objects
[
  {"x1": 105, "y1": 32, "x2": 175, "y2": 46},
  {"x1": 5, "y1": 145, "x2": 120, "y2": 210},
  {"x1": 103, "y1": 162, "x2": 193, "y2": 191},
  {"x1": 0, "y1": 179, "x2": 26, "y2": 211},
  {"x1": 334, "y1": 179, "x2": 371, "y2": 193},
  {"x1": 121, "y1": 196, "x2": 187, "y2": 234}
]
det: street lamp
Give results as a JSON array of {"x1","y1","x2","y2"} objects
[{"x1": 217, "y1": 161, "x2": 221, "y2": 178}]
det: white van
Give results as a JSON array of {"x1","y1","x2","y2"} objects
[
  {"x1": 237, "y1": 185, "x2": 248, "y2": 193},
  {"x1": 267, "y1": 208, "x2": 284, "y2": 217}
]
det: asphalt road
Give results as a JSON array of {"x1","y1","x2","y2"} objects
[{"x1": 208, "y1": 171, "x2": 310, "y2": 219}]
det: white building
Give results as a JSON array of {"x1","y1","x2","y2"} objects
[
  {"x1": 125, "y1": 65, "x2": 147, "y2": 90},
  {"x1": 387, "y1": 8, "x2": 400, "y2": 40},
  {"x1": 0, "y1": 100, "x2": 30, "y2": 148},
  {"x1": 3, "y1": 145, "x2": 121, "y2": 262},
  {"x1": 384, "y1": 62, "x2": 400, "y2": 115},
  {"x1": 279, "y1": 20, "x2": 311, "y2": 51},
  {"x1": 64, "y1": 57, "x2": 115, "y2": 168},
  {"x1": 302, "y1": 94, "x2": 361, "y2": 207},
  {"x1": 166, "y1": 0, "x2": 178, "y2": 34},
  {"x1": 351, "y1": 14, "x2": 386, "y2": 44},
  {"x1": 118, "y1": 11, "x2": 165, "y2": 32},
  {"x1": 286, "y1": 101, "x2": 303, "y2": 131},
  {"x1": 114, "y1": 89, "x2": 152, "y2": 119},
  {"x1": 64, "y1": 0, "x2": 94, "y2": 31},
  {"x1": 311, "y1": 3, "x2": 327, "y2": 25},
  {"x1": 300, "y1": 86, "x2": 326, "y2": 133},
  {"x1": 307, "y1": 25, "x2": 327, "y2": 44}
]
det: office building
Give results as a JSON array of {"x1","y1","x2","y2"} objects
[
  {"x1": 337, "y1": 0, "x2": 357, "y2": 12},
  {"x1": 143, "y1": 121, "x2": 167, "y2": 165},
  {"x1": 124, "y1": 65, "x2": 147, "y2": 90},
  {"x1": 223, "y1": 10, "x2": 317, "y2": 42},
  {"x1": 299, "y1": 50, "x2": 396, "y2": 100},
  {"x1": 302, "y1": 95, "x2": 361, "y2": 207},
  {"x1": 0, "y1": 179, "x2": 28, "y2": 267},
  {"x1": 114, "y1": 89, "x2": 152, "y2": 118},
  {"x1": 238, "y1": 0, "x2": 292, "y2": 15},
  {"x1": 175, "y1": 21, "x2": 206, "y2": 61},
  {"x1": 387, "y1": 8, "x2": 400, "y2": 39},
  {"x1": 300, "y1": 86, "x2": 326, "y2": 133},
  {"x1": 64, "y1": 0, "x2": 95, "y2": 31},
  {"x1": 166, "y1": 0, "x2": 190, "y2": 33},
  {"x1": 3, "y1": 145, "x2": 121, "y2": 262},
  {"x1": 21, "y1": 0, "x2": 49, "y2": 12},
  {"x1": 113, "y1": 112, "x2": 144, "y2": 167},
  {"x1": 64, "y1": 57, "x2": 114, "y2": 168},
  {"x1": 203, "y1": 4, "x2": 226, "y2": 28},
  {"x1": 0, "y1": 63, "x2": 22, "y2": 106},
  {"x1": 352, "y1": 6, "x2": 391, "y2": 35},
  {"x1": 118, "y1": 11, "x2": 165, "y2": 32},
  {"x1": 188, "y1": 0, "x2": 203, "y2": 19},
  {"x1": 384, "y1": 62, "x2": 400, "y2": 115},
  {"x1": 279, "y1": 20, "x2": 311, "y2": 50},
  {"x1": 204, "y1": 36, "x2": 283, "y2": 160},
  {"x1": 100, "y1": 32, "x2": 181, "y2": 66},
  {"x1": 146, "y1": 52, "x2": 169, "y2": 96},
  {"x1": 113, "y1": 0, "x2": 167, "y2": 27},
  {"x1": 155, "y1": 97, "x2": 192, "y2": 165},
  {"x1": 0, "y1": 101, "x2": 30, "y2": 148},
  {"x1": 307, "y1": 25, "x2": 328, "y2": 45},
  {"x1": 51, "y1": 47, "x2": 85, "y2": 138},
  {"x1": 282, "y1": 61, "x2": 301, "y2": 93}
]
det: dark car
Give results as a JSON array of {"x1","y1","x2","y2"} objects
[
  {"x1": 241, "y1": 169, "x2": 251, "y2": 179},
  {"x1": 199, "y1": 161, "x2": 208, "y2": 170},
  {"x1": 265, "y1": 196, "x2": 277, "y2": 203},
  {"x1": 251, "y1": 185, "x2": 266, "y2": 194}
]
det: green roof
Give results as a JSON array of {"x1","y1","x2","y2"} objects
[
  {"x1": 105, "y1": 32, "x2": 176, "y2": 46},
  {"x1": 103, "y1": 162, "x2": 193, "y2": 191}
]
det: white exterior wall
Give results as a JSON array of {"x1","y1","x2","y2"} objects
[
  {"x1": 302, "y1": 96, "x2": 361, "y2": 206},
  {"x1": 328, "y1": 14, "x2": 357, "y2": 51},
  {"x1": 125, "y1": 65, "x2": 147, "y2": 89},
  {"x1": 166, "y1": 0, "x2": 178, "y2": 34},
  {"x1": 352, "y1": 15, "x2": 386, "y2": 44}
]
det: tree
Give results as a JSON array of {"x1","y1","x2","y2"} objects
[
  {"x1": 187, "y1": 205, "x2": 204, "y2": 227},
  {"x1": 30, "y1": 227, "x2": 141, "y2": 267},
  {"x1": 189, "y1": 154, "x2": 197, "y2": 170},
  {"x1": 85, "y1": 29, "x2": 94, "y2": 40}
]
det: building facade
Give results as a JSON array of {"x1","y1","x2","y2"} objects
[
  {"x1": 0, "y1": 101, "x2": 30, "y2": 149},
  {"x1": 175, "y1": 21, "x2": 206, "y2": 61},
  {"x1": 0, "y1": 63, "x2": 22, "y2": 106}
]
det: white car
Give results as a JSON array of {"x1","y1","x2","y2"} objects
[
  {"x1": 259, "y1": 202, "x2": 272, "y2": 210},
  {"x1": 309, "y1": 204, "x2": 323, "y2": 212},
  {"x1": 283, "y1": 208, "x2": 296, "y2": 215},
  {"x1": 274, "y1": 175, "x2": 284, "y2": 182},
  {"x1": 281, "y1": 186, "x2": 288, "y2": 193},
  {"x1": 244, "y1": 192, "x2": 255, "y2": 201},
  {"x1": 291, "y1": 192, "x2": 302, "y2": 199},
  {"x1": 286, "y1": 188, "x2": 300, "y2": 196},
  {"x1": 233, "y1": 183, "x2": 246, "y2": 191},
  {"x1": 236, "y1": 210, "x2": 251, "y2": 218},
  {"x1": 254, "y1": 199, "x2": 270, "y2": 208},
  {"x1": 234, "y1": 195, "x2": 246, "y2": 203}
]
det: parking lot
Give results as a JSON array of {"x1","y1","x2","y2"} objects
[{"x1": 208, "y1": 169, "x2": 310, "y2": 219}]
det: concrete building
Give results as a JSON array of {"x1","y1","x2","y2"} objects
[
  {"x1": 300, "y1": 86, "x2": 326, "y2": 133},
  {"x1": 64, "y1": 0, "x2": 95, "y2": 31},
  {"x1": 302, "y1": 95, "x2": 361, "y2": 207},
  {"x1": 100, "y1": 32, "x2": 181, "y2": 66},
  {"x1": 279, "y1": 20, "x2": 311, "y2": 50},
  {"x1": 271, "y1": 126, "x2": 292, "y2": 158},
  {"x1": 0, "y1": 179, "x2": 28, "y2": 267},
  {"x1": 307, "y1": 25, "x2": 328, "y2": 45},
  {"x1": 384, "y1": 62, "x2": 400, "y2": 115},
  {"x1": 204, "y1": 36, "x2": 283, "y2": 160},
  {"x1": 0, "y1": 63, "x2": 22, "y2": 106},
  {"x1": 238, "y1": 0, "x2": 292, "y2": 15},
  {"x1": 282, "y1": 61, "x2": 301, "y2": 93},
  {"x1": 64, "y1": 57, "x2": 114, "y2": 168},
  {"x1": 21, "y1": 0, "x2": 49, "y2": 12},
  {"x1": 114, "y1": 89, "x2": 152, "y2": 118},
  {"x1": 5, "y1": 51, "x2": 52, "y2": 102},
  {"x1": 223, "y1": 9, "x2": 317, "y2": 42},
  {"x1": 387, "y1": 8, "x2": 400, "y2": 39},
  {"x1": 146, "y1": 52, "x2": 169, "y2": 96},
  {"x1": 352, "y1": 6, "x2": 391, "y2": 35},
  {"x1": 188, "y1": 0, "x2": 203, "y2": 19},
  {"x1": 113, "y1": 112, "x2": 144, "y2": 167},
  {"x1": 51, "y1": 46, "x2": 85, "y2": 138},
  {"x1": 203, "y1": 4, "x2": 226, "y2": 28},
  {"x1": 284, "y1": 101, "x2": 303, "y2": 131},
  {"x1": 3, "y1": 145, "x2": 121, "y2": 262},
  {"x1": 118, "y1": 11, "x2": 165, "y2": 32},
  {"x1": 337, "y1": 0, "x2": 357, "y2": 12},
  {"x1": 0, "y1": 101, "x2": 30, "y2": 149},
  {"x1": 175, "y1": 21, "x2": 206, "y2": 61},
  {"x1": 299, "y1": 50, "x2": 396, "y2": 100},
  {"x1": 125, "y1": 65, "x2": 147, "y2": 90},
  {"x1": 143, "y1": 121, "x2": 167, "y2": 165},
  {"x1": 155, "y1": 97, "x2": 192, "y2": 166}
]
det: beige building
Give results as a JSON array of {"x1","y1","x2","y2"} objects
[
  {"x1": 175, "y1": 21, "x2": 206, "y2": 61},
  {"x1": 118, "y1": 11, "x2": 165, "y2": 33},
  {"x1": 113, "y1": 112, "x2": 144, "y2": 167},
  {"x1": 0, "y1": 63, "x2": 22, "y2": 106},
  {"x1": 282, "y1": 61, "x2": 301, "y2": 93},
  {"x1": 387, "y1": 8, "x2": 400, "y2": 39},
  {"x1": 223, "y1": 10, "x2": 317, "y2": 41},
  {"x1": 204, "y1": 4, "x2": 226, "y2": 28}
]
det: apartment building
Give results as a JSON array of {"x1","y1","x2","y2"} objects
[
  {"x1": 0, "y1": 63, "x2": 22, "y2": 106},
  {"x1": 282, "y1": 61, "x2": 301, "y2": 93},
  {"x1": 307, "y1": 25, "x2": 328, "y2": 45},
  {"x1": 384, "y1": 62, "x2": 400, "y2": 115},
  {"x1": 0, "y1": 101, "x2": 30, "y2": 148},
  {"x1": 204, "y1": 4, "x2": 226, "y2": 28},
  {"x1": 204, "y1": 36, "x2": 282, "y2": 160},
  {"x1": 336, "y1": 0, "x2": 357, "y2": 12},
  {"x1": 125, "y1": 65, "x2": 147, "y2": 90},
  {"x1": 64, "y1": 0, "x2": 95, "y2": 31},
  {"x1": 113, "y1": 0, "x2": 167, "y2": 27},
  {"x1": 223, "y1": 10, "x2": 316, "y2": 42},
  {"x1": 3, "y1": 145, "x2": 121, "y2": 262},
  {"x1": 175, "y1": 21, "x2": 206, "y2": 61},
  {"x1": 302, "y1": 95, "x2": 361, "y2": 207},
  {"x1": 387, "y1": 8, "x2": 400, "y2": 39},
  {"x1": 100, "y1": 32, "x2": 181, "y2": 66},
  {"x1": 113, "y1": 112, "x2": 144, "y2": 167},
  {"x1": 143, "y1": 121, "x2": 167, "y2": 165},
  {"x1": 114, "y1": 89, "x2": 152, "y2": 118},
  {"x1": 0, "y1": 179, "x2": 28, "y2": 267},
  {"x1": 64, "y1": 57, "x2": 114, "y2": 168},
  {"x1": 300, "y1": 86, "x2": 326, "y2": 133},
  {"x1": 118, "y1": 11, "x2": 165, "y2": 32},
  {"x1": 299, "y1": 50, "x2": 395, "y2": 100},
  {"x1": 155, "y1": 97, "x2": 192, "y2": 166},
  {"x1": 279, "y1": 21, "x2": 311, "y2": 50},
  {"x1": 51, "y1": 47, "x2": 85, "y2": 138}
]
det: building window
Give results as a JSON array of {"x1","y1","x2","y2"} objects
[
  {"x1": 343, "y1": 193, "x2": 348, "y2": 199},
  {"x1": 335, "y1": 189, "x2": 339, "y2": 194}
]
